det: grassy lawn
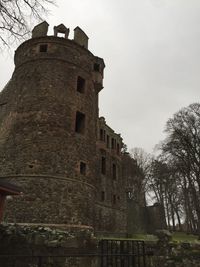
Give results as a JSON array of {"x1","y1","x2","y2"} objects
[
  {"x1": 98, "y1": 233, "x2": 157, "y2": 241},
  {"x1": 130, "y1": 233, "x2": 157, "y2": 241},
  {"x1": 172, "y1": 232, "x2": 200, "y2": 243},
  {"x1": 98, "y1": 232, "x2": 200, "y2": 243}
]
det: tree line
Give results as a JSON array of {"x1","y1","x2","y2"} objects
[{"x1": 130, "y1": 103, "x2": 200, "y2": 236}]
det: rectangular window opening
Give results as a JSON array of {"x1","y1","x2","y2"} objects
[
  {"x1": 100, "y1": 129, "x2": 104, "y2": 141},
  {"x1": 77, "y1": 76, "x2": 85, "y2": 93},
  {"x1": 111, "y1": 138, "x2": 115, "y2": 149},
  {"x1": 80, "y1": 162, "x2": 86, "y2": 175},
  {"x1": 101, "y1": 191, "x2": 105, "y2": 201},
  {"x1": 117, "y1": 143, "x2": 120, "y2": 154},
  {"x1": 101, "y1": 156, "x2": 106, "y2": 175},
  {"x1": 113, "y1": 194, "x2": 116, "y2": 204},
  {"x1": 57, "y1": 32, "x2": 65, "y2": 38},
  {"x1": 106, "y1": 135, "x2": 110, "y2": 148},
  {"x1": 94, "y1": 63, "x2": 100, "y2": 72},
  {"x1": 75, "y1": 111, "x2": 85, "y2": 134},
  {"x1": 112, "y1": 163, "x2": 117, "y2": 180},
  {"x1": 39, "y1": 44, "x2": 48, "y2": 52}
]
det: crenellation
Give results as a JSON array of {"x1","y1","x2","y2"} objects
[
  {"x1": 53, "y1": 24, "x2": 69, "y2": 39},
  {"x1": 73, "y1": 26, "x2": 89, "y2": 49}
]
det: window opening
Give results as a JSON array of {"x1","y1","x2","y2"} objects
[
  {"x1": 101, "y1": 191, "x2": 105, "y2": 201},
  {"x1": 77, "y1": 76, "x2": 85, "y2": 93},
  {"x1": 117, "y1": 143, "x2": 120, "y2": 154},
  {"x1": 75, "y1": 111, "x2": 85, "y2": 134},
  {"x1": 94, "y1": 63, "x2": 100, "y2": 72},
  {"x1": 111, "y1": 138, "x2": 115, "y2": 149},
  {"x1": 57, "y1": 32, "x2": 65, "y2": 38},
  {"x1": 113, "y1": 194, "x2": 116, "y2": 204},
  {"x1": 114, "y1": 139, "x2": 117, "y2": 149},
  {"x1": 100, "y1": 129, "x2": 104, "y2": 141},
  {"x1": 112, "y1": 163, "x2": 117, "y2": 180},
  {"x1": 80, "y1": 162, "x2": 86, "y2": 175},
  {"x1": 106, "y1": 135, "x2": 110, "y2": 148},
  {"x1": 101, "y1": 157, "x2": 106, "y2": 175},
  {"x1": 39, "y1": 44, "x2": 48, "y2": 52}
]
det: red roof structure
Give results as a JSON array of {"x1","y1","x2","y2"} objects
[{"x1": 0, "y1": 180, "x2": 22, "y2": 222}]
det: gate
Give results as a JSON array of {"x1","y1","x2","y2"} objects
[{"x1": 100, "y1": 239, "x2": 151, "y2": 267}]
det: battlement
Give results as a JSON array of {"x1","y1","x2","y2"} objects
[
  {"x1": 14, "y1": 22, "x2": 105, "y2": 92},
  {"x1": 32, "y1": 21, "x2": 89, "y2": 49}
]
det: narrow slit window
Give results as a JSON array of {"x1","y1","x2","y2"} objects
[
  {"x1": 112, "y1": 163, "x2": 117, "y2": 180},
  {"x1": 101, "y1": 191, "x2": 105, "y2": 201},
  {"x1": 113, "y1": 195, "x2": 116, "y2": 204},
  {"x1": 100, "y1": 129, "x2": 104, "y2": 141},
  {"x1": 39, "y1": 44, "x2": 48, "y2": 52},
  {"x1": 75, "y1": 111, "x2": 85, "y2": 134},
  {"x1": 106, "y1": 135, "x2": 110, "y2": 148},
  {"x1": 80, "y1": 162, "x2": 86, "y2": 175},
  {"x1": 111, "y1": 138, "x2": 115, "y2": 149},
  {"x1": 117, "y1": 143, "x2": 120, "y2": 154},
  {"x1": 114, "y1": 139, "x2": 117, "y2": 149},
  {"x1": 101, "y1": 156, "x2": 106, "y2": 175},
  {"x1": 103, "y1": 130, "x2": 106, "y2": 141},
  {"x1": 77, "y1": 76, "x2": 85, "y2": 93}
]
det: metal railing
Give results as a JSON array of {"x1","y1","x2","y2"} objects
[
  {"x1": 0, "y1": 240, "x2": 154, "y2": 267},
  {"x1": 99, "y1": 239, "x2": 153, "y2": 267}
]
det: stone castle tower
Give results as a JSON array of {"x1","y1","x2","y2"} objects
[
  {"x1": 0, "y1": 22, "x2": 106, "y2": 226},
  {"x1": 0, "y1": 22, "x2": 165, "y2": 235}
]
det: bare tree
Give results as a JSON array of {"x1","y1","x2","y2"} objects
[
  {"x1": 130, "y1": 147, "x2": 153, "y2": 201},
  {"x1": 161, "y1": 103, "x2": 200, "y2": 235},
  {"x1": 130, "y1": 147, "x2": 153, "y2": 179},
  {"x1": 0, "y1": 0, "x2": 54, "y2": 48}
]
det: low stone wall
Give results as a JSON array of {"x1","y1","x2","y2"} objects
[
  {"x1": 153, "y1": 230, "x2": 200, "y2": 267},
  {"x1": 0, "y1": 223, "x2": 98, "y2": 267},
  {"x1": 1, "y1": 224, "x2": 200, "y2": 267}
]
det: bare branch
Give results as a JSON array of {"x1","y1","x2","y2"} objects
[{"x1": 0, "y1": 0, "x2": 55, "y2": 49}]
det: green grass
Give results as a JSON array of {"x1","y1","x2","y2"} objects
[
  {"x1": 172, "y1": 232, "x2": 200, "y2": 243},
  {"x1": 97, "y1": 233, "x2": 157, "y2": 241},
  {"x1": 130, "y1": 234, "x2": 157, "y2": 241},
  {"x1": 98, "y1": 232, "x2": 200, "y2": 243}
]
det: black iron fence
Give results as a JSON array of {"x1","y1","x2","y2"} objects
[
  {"x1": 0, "y1": 240, "x2": 154, "y2": 267},
  {"x1": 100, "y1": 239, "x2": 153, "y2": 267}
]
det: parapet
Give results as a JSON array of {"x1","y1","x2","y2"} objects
[{"x1": 32, "y1": 22, "x2": 89, "y2": 50}]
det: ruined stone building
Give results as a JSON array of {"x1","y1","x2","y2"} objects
[{"x1": 0, "y1": 22, "x2": 164, "y2": 235}]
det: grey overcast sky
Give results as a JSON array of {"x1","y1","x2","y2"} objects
[{"x1": 1, "y1": 0, "x2": 200, "y2": 153}]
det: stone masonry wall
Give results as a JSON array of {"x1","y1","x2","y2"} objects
[
  {"x1": 0, "y1": 36, "x2": 104, "y2": 227},
  {"x1": 0, "y1": 223, "x2": 98, "y2": 267},
  {"x1": 95, "y1": 117, "x2": 127, "y2": 234},
  {"x1": 3, "y1": 176, "x2": 95, "y2": 225},
  {"x1": 153, "y1": 230, "x2": 200, "y2": 267}
]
